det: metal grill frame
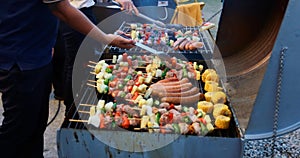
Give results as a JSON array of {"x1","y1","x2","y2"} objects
[
  {"x1": 65, "y1": 22, "x2": 242, "y2": 139},
  {"x1": 58, "y1": 21, "x2": 244, "y2": 158}
]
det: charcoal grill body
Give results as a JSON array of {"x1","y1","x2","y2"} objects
[
  {"x1": 57, "y1": 129, "x2": 242, "y2": 158},
  {"x1": 57, "y1": 0, "x2": 300, "y2": 157}
]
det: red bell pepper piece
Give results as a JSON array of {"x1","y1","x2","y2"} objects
[
  {"x1": 198, "y1": 118, "x2": 207, "y2": 124},
  {"x1": 168, "y1": 112, "x2": 174, "y2": 123},
  {"x1": 132, "y1": 91, "x2": 139, "y2": 100},
  {"x1": 168, "y1": 103, "x2": 175, "y2": 110},
  {"x1": 127, "y1": 85, "x2": 133, "y2": 92},
  {"x1": 122, "y1": 116, "x2": 130, "y2": 128}
]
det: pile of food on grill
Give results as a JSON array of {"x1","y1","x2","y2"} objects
[
  {"x1": 116, "y1": 23, "x2": 204, "y2": 51},
  {"x1": 86, "y1": 53, "x2": 232, "y2": 136}
]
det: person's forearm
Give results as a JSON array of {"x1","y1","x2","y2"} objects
[{"x1": 48, "y1": 0, "x2": 135, "y2": 49}]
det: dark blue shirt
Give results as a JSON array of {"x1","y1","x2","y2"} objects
[{"x1": 0, "y1": 0, "x2": 58, "y2": 70}]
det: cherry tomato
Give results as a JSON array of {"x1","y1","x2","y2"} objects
[
  {"x1": 127, "y1": 85, "x2": 133, "y2": 92},
  {"x1": 108, "y1": 65, "x2": 114, "y2": 69},
  {"x1": 134, "y1": 82, "x2": 140, "y2": 86}
]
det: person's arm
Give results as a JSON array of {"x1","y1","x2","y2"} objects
[
  {"x1": 46, "y1": 0, "x2": 135, "y2": 49},
  {"x1": 114, "y1": 0, "x2": 139, "y2": 15}
]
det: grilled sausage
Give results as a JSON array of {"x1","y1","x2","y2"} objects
[
  {"x1": 158, "y1": 87, "x2": 199, "y2": 98},
  {"x1": 173, "y1": 38, "x2": 185, "y2": 50},
  {"x1": 189, "y1": 41, "x2": 204, "y2": 50},
  {"x1": 161, "y1": 93, "x2": 201, "y2": 105},
  {"x1": 151, "y1": 78, "x2": 189, "y2": 88},
  {"x1": 185, "y1": 41, "x2": 192, "y2": 50},
  {"x1": 178, "y1": 39, "x2": 189, "y2": 51},
  {"x1": 157, "y1": 77, "x2": 179, "y2": 83},
  {"x1": 151, "y1": 83, "x2": 193, "y2": 96},
  {"x1": 159, "y1": 83, "x2": 193, "y2": 92}
]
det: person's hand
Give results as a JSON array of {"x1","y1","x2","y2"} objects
[
  {"x1": 106, "y1": 34, "x2": 135, "y2": 49},
  {"x1": 115, "y1": 0, "x2": 139, "y2": 15}
]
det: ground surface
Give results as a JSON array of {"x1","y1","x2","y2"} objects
[{"x1": 0, "y1": 93, "x2": 65, "y2": 158}]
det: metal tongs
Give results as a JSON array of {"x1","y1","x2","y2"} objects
[
  {"x1": 135, "y1": 42, "x2": 170, "y2": 60},
  {"x1": 110, "y1": 0, "x2": 166, "y2": 28}
]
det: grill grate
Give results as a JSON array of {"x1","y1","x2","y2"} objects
[
  {"x1": 105, "y1": 22, "x2": 213, "y2": 60},
  {"x1": 64, "y1": 22, "x2": 241, "y2": 138}
]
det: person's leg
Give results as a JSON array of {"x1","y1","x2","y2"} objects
[
  {"x1": 52, "y1": 24, "x2": 66, "y2": 100},
  {"x1": 0, "y1": 63, "x2": 52, "y2": 158}
]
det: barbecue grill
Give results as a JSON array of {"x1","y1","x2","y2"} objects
[{"x1": 57, "y1": 0, "x2": 300, "y2": 157}]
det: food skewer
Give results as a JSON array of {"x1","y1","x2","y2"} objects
[
  {"x1": 82, "y1": 52, "x2": 231, "y2": 136},
  {"x1": 127, "y1": 118, "x2": 141, "y2": 120},
  {"x1": 69, "y1": 119, "x2": 89, "y2": 123}
]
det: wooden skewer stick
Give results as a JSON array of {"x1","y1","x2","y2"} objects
[
  {"x1": 127, "y1": 118, "x2": 141, "y2": 120},
  {"x1": 89, "y1": 61, "x2": 98, "y2": 65},
  {"x1": 90, "y1": 72, "x2": 97, "y2": 75},
  {"x1": 131, "y1": 107, "x2": 141, "y2": 111},
  {"x1": 80, "y1": 103, "x2": 95, "y2": 107},
  {"x1": 125, "y1": 99, "x2": 139, "y2": 103},
  {"x1": 133, "y1": 127, "x2": 173, "y2": 131},
  {"x1": 69, "y1": 119, "x2": 88, "y2": 123},
  {"x1": 136, "y1": 66, "x2": 147, "y2": 69},
  {"x1": 87, "y1": 80, "x2": 97, "y2": 83},
  {"x1": 86, "y1": 83, "x2": 97, "y2": 88},
  {"x1": 78, "y1": 110, "x2": 90, "y2": 114},
  {"x1": 87, "y1": 65, "x2": 95, "y2": 68}
]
